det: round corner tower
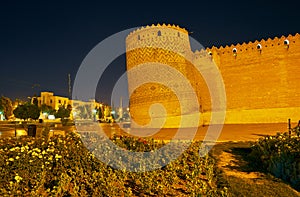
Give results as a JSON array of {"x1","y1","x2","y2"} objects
[{"x1": 126, "y1": 24, "x2": 202, "y2": 128}]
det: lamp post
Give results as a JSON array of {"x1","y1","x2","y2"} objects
[{"x1": 92, "y1": 109, "x2": 97, "y2": 122}]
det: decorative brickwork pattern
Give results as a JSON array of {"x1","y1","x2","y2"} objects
[{"x1": 126, "y1": 24, "x2": 300, "y2": 127}]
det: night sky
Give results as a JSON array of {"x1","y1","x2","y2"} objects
[{"x1": 1, "y1": 1, "x2": 299, "y2": 106}]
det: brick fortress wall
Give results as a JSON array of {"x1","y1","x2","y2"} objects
[
  {"x1": 126, "y1": 24, "x2": 300, "y2": 127},
  {"x1": 205, "y1": 33, "x2": 300, "y2": 124}
]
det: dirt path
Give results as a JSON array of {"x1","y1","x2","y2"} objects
[{"x1": 211, "y1": 142, "x2": 300, "y2": 197}]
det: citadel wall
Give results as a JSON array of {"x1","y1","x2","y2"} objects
[
  {"x1": 126, "y1": 24, "x2": 300, "y2": 127},
  {"x1": 204, "y1": 33, "x2": 300, "y2": 124}
]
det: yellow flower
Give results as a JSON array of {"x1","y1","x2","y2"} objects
[
  {"x1": 8, "y1": 158, "x2": 14, "y2": 162},
  {"x1": 33, "y1": 148, "x2": 41, "y2": 153},
  {"x1": 14, "y1": 174, "x2": 23, "y2": 183},
  {"x1": 55, "y1": 154, "x2": 62, "y2": 159},
  {"x1": 15, "y1": 156, "x2": 20, "y2": 160}
]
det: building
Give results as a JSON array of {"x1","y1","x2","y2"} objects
[
  {"x1": 34, "y1": 91, "x2": 105, "y2": 120},
  {"x1": 126, "y1": 24, "x2": 300, "y2": 128},
  {"x1": 36, "y1": 92, "x2": 69, "y2": 111}
]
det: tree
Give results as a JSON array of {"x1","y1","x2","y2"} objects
[
  {"x1": 32, "y1": 97, "x2": 38, "y2": 106},
  {"x1": 40, "y1": 104, "x2": 56, "y2": 115},
  {"x1": 104, "y1": 106, "x2": 111, "y2": 118},
  {"x1": 0, "y1": 96, "x2": 13, "y2": 120},
  {"x1": 97, "y1": 106, "x2": 103, "y2": 119},
  {"x1": 13, "y1": 104, "x2": 27, "y2": 120},
  {"x1": 28, "y1": 104, "x2": 40, "y2": 120},
  {"x1": 13, "y1": 103, "x2": 40, "y2": 120},
  {"x1": 55, "y1": 105, "x2": 71, "y2": 125}
]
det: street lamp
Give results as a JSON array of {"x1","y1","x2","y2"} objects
[{"x1": 92, "y1": 109, "x2": 97, "y2": 121}]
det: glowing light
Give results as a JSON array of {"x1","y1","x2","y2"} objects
[{"x1": 48, "y1": 115, "x2": 55, "y2": 120}]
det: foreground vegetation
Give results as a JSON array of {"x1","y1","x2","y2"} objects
[
  {"x1": 250, "y1": 129, "x2": 300, "y2": 191},
  {"x1": 0, "y1": 132, "x2": 228, "y2": 196}
]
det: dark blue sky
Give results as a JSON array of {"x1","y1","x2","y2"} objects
[{"x1": 0, "y1": 1, "x2": 299, "y2": 106}]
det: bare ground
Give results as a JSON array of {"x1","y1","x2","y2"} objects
[{"x1": 211, "y1": 142, "x2": 300, "y2": 197}]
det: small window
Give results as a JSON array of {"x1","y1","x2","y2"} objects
[
  {"x1": 50, "y1": 99, "x2": 52, "y2": 104},
  {"x1": 284, "y1": 39, "x2": 289, "y2": 45},
  {"x1": 158, "y1": 31, "x2": 161, "y2": 36},
  {"x1": 257, "y1": 44, "x2": 262, "y2": 50},
  {"x1": 178, "y1": 32, "x2": 180, "y2": 37},
  {"x1": 137, "y1": 35, "x2": 140, "y2": 40},
  {"x1": 58, "y1": 100, "x2": 61, "y2": 104}
]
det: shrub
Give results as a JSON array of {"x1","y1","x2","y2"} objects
[
  {"x1": 0, "y1": 133, "x2": 228, "y2": 196},
  {"x1": 250, "y1": 132, "x2": 300, "y2": 190}
]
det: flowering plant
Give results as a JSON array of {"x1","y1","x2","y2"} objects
[{"x1": 0, "y1": 132, "x2": 228, "y2": 196}]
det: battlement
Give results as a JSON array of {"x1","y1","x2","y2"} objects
[
  {"x1": 206, "y1": 33, "x2": 300, "y2": 56},
  {"x1": 126, "y1": 23, "x2": 188, "y2": 39},
  {"x1": 126, "y1": 23, "x2": 191, "y2": 53}
]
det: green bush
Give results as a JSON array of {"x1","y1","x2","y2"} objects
[
  {"x1": 0, "y1": 133, "x2": 227, "y2": 196},
  {"x1": 250, "y1": 132, "x2": 300, "y2": 190}
]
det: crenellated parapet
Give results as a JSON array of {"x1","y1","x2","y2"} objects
[
  {"x1": 205, "y1": 33, "x2": 299, "y2": 57},
  {"x1": 126, "y1": 23, "x2": 190, "y2": 54}
]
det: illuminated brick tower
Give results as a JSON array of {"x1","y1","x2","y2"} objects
[{"x1": 126, "y1": 24, "x2": 205, "y2": 128}]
